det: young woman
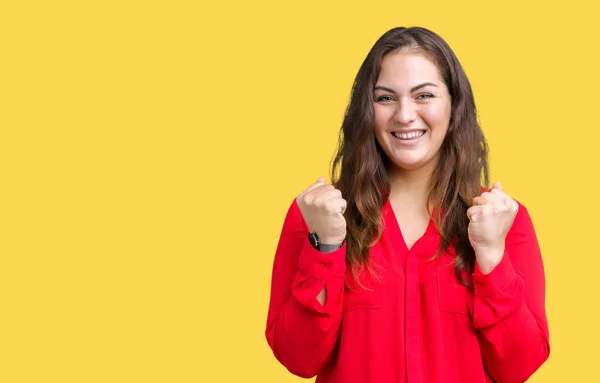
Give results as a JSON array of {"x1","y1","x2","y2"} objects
[{"x1": 265, "y1": 27, "x2": 550, "y2": 383}]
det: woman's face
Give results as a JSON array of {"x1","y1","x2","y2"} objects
[{"x1": 373, "y1": 51, "x2": 452, "y2": 173}]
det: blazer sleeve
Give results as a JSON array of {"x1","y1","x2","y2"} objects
[
  {"x1": 265, "y1": 199, "x2": 346, "y2": 378},
  {"x1": 470, "y1": 202, "x2": 550, "y2": 383}
]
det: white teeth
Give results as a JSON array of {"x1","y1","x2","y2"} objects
[{"x1": 392, "y1": 131, "x2": 425, "y2": 139}]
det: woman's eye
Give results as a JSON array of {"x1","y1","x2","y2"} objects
[
  {"x1": 417, "y1": 93, "x2": 433, "y2": 100},
  {"x1": 376, "y1": 95, "x2": 394, "y2": 102}
]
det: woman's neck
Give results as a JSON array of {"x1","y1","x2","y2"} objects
[{"x1": 387, "y1": 160, "x2": 437, "y2": 207}]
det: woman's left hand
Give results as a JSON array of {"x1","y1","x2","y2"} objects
[{"x1": 467, "y1": 182, "x2": 519, "y2": 274}]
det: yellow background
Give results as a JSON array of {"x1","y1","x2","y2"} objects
[{"x1": 1, "y1": 0, "x2": 597, "y2": 382}]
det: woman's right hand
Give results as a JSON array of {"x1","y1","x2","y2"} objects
[{"x1": 296, "y1": 177, "x2": 347, "y2": 245}]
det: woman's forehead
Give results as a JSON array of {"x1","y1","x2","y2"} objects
[{"x1": 376, "y1": 53, "x2": 445, "y2": 90}]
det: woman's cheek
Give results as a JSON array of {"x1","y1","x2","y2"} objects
[
  {"x1": 373, "y1": 105, "x2": 389, "y2": 132},
  {"x1": 420, "y1": 102, "x2": 451, "y2": 128}
]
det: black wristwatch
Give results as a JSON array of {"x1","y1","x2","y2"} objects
[
  {"x1": 308, "y1": 232, "x2": 343, "y2": 252},
  {"x1": 308, "y1": 231, "x2": 321, "y2": 250}
]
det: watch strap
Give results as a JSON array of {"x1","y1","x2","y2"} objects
[{"x1": 319, "y1": 243, "x2": 342, "y2": 254}]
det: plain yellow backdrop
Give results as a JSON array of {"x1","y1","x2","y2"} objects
[{"x1": 1, "y1": 0, "x2": 598, "y2": 382}]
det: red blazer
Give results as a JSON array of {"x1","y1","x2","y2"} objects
[{"x1": 265, "y1": 197, "x2": 550, "y2": 383}]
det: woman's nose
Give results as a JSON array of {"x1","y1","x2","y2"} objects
[{"x1": 393, "y1": 100, "x2": 417, "y2": 125}]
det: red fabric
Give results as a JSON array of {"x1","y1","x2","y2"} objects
[{"x1": 266, "y1": 198, "x2": 549, "y2": 383}]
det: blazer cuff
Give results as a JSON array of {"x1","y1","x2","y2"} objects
[
  {"x1": 472, "y1": 251, "x2": 517, "y2": 299},
  {"x1": 297, "y1": 238, "x2": 346, "y2": 280}
]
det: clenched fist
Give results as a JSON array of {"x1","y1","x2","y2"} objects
[
  {"x1": 467, "y1": 182, "x2": 519, "y2": 273},
  {"x1": 296, "y1": 177, "x2": 347, "y2": 245}
]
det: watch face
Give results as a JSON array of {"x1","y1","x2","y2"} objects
[{"x1": 308, "y1": 232, "x2": 320, "y2": 250}]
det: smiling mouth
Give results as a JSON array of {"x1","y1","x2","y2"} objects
[{"x1": 391, "y1": 131, "x2": 425, "y2": 140}]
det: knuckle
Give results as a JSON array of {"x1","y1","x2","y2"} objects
[
  {"x1": 313, "y1": 198, "x2": 323, "y2": 208},
  {"x1": 296, "y1": 195, "x2": 305, "y2": 206},
  {"x1": 302, "y1": 194, "x2": 315, "y2": 206}
]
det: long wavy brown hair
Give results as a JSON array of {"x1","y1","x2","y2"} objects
[{"x1": 331, "y1": 27, "x2": 489, "y2": 286}]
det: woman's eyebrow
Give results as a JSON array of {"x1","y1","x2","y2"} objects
[{"x1": 374, "y1": 82, "x2": 438, "y2": 93}]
